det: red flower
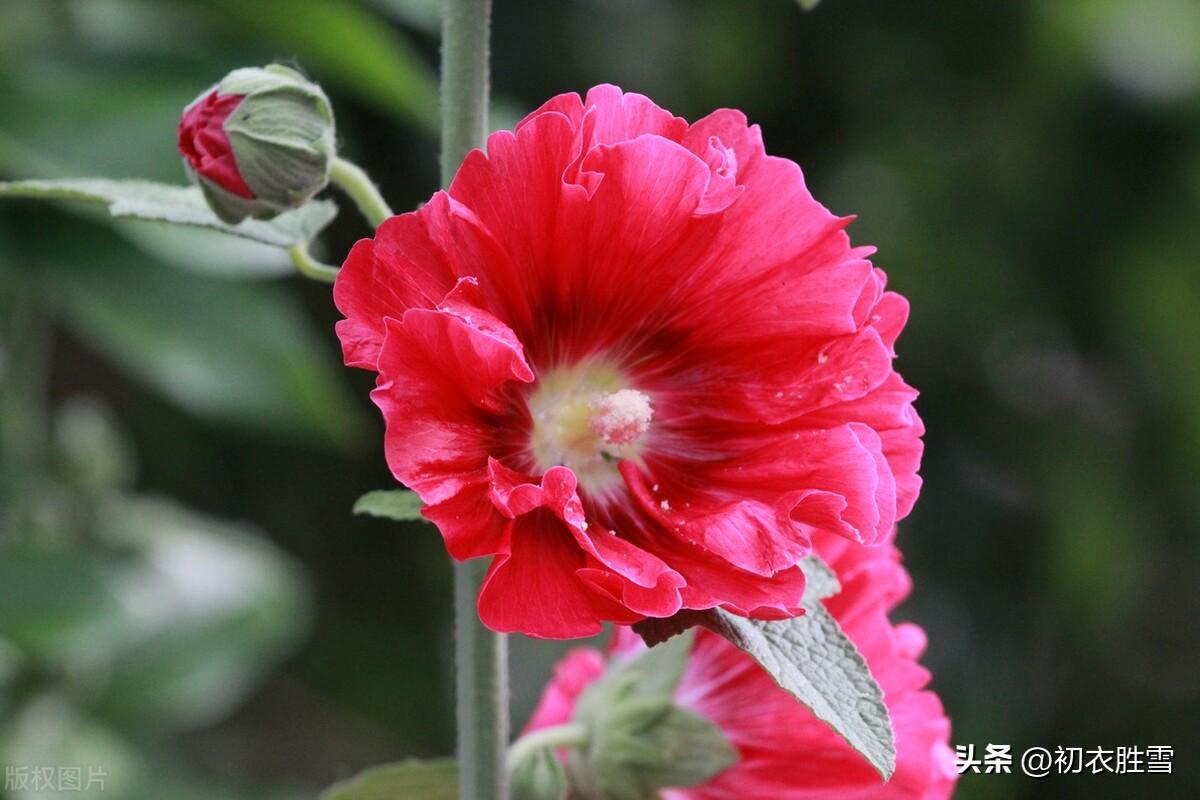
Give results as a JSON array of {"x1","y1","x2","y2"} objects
[
  {"x1": 525, "y1": 532, "x2": 958, "y2": 799},
  {"x1": 335, "y1": 85, "x2": 923, "y2": 638},
  {"x1": 177, "y1": 90, "x2": 254, "y2": 199}
]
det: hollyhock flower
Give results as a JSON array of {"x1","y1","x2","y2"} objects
[
  {"x1": 524, "y1": 533, "x2": 958, "y2": 799},
  {"x1": 335, "y1": 85, "x2": 923, "y2": 638}
]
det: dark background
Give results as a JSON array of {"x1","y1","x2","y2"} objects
[{"x1": 0, "y1": 1, "x2": 1197, "y2": 798}]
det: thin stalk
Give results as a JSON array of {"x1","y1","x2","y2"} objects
[
  {"x1": 329, "y1": 157, "x2": 394, "y2": 228},
  {"x1": 287, "y1": 243, "x2": 339, "y2": 283},
  {"x1": 441, "y1": 1, "x2": 503, "y2": 799},
  {"x1": 506, "y1": 722, "x2": 588, "y2": 773}
]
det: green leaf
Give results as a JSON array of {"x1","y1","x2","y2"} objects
[
  {"x1": 200, "y1": 0, "x2": 440, "y2": 133},
  {"x1": 705, "y1": 557, "x2": 895, "y2": 779},
  {"x1": 54, "y1": 397, "x2": 136, "y2": 495},
  {"x1": 113, "y1": 220, "x2": 296, "y2": 279},
  {"x1": 29, "y1": 227, "x2": 362, "y2": 444},
  {"x1": 797, "y1": 0, "x2": 823, "y2": 11},
  {"x1": 632, "y1": 556, "x2": 840, "y2": 648},
  {"x1": 86, "y1": 496, "x2": 311, "y2": 733},
  {"x1": 320, "y1": 759, "x2": 458, "y2": 800},
  {"x1": 0, "y1": 179, "x2": 337, "y2": 248},
  {"x1": 510, "y1": 747, "x2": 568, "y2": 800},
  {"x1": 0, "y1": 550, "x2": 131, "y2": 663},
  {"x1": 353, "y1": 489, "x2": 427, "y2": 522},
  {"x1": 799, "y1": 553, "x2": 840, "y2": 602}
]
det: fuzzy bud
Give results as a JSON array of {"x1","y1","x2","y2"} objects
[
  {"x1": 566, "y1": 633, "x2": 738, "y2": 800},
  {"x1": 178, "y1": 64, "x2": 335, "y2": 223}
]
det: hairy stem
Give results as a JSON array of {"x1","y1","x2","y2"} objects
[
  {"x1": 287, "y1": 243, "x2": 339, "y2": 283},
  {"x1": 441, "y1": 2, "x2": 503, "y2": 799},
  {"x1": 329, "y1": 157, "x2": 393, "y2": 228}
]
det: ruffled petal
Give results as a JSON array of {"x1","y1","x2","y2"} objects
[{"x1": 333, "y1": 193, "x2": 464, "y2": 368}]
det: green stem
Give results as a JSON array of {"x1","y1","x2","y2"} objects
[
  {"x1": 441, "y1": 0, "x2": 492, "y2": 185},
  {"x1": 506, "y1": 722, "x2": 588, "y2": 772},
  {"x1": 287, "y1": 243, "x2": 339, "y2": 283},
  {"x1": 329, "y1": 157, "x2": 393, "y2": 228},
  {"x1": 454, "y1": 557, "x2": 509, "y2": 800},
  {"x1": 0, "y1": 281, "x2": 51, "y2": 540},
  {"x1": 441, "y1": 3, "x2": 501, "y2": 799}
]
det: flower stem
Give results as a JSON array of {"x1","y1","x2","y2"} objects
[
  {"x1": 329, "y1": 157, "x2": 393, "y2": 228},
  {"x1": 441, "y1": 0, "x2": 492, "y2": 185},
  {"x1": 0, "y1": 280, "x2": 51, "y2": 541},
  {"x1": 506, "y1": 722, "x2": 589, "y2": 772},
  {"x1": 287, "y1": 243, "x2": 339, "y2": 283},
  {"x1": 441, "y1": 1, "x2": 503, "y2": 799}
]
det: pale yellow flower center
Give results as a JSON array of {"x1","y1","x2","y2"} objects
[{"x1": 529, "y1": 361, "x2": 653, "y2": 495}]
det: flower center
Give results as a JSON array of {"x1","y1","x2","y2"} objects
[{"x1": 528, "y1": 361, "x2": 653, "y2": 495}]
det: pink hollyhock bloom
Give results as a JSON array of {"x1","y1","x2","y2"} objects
[
  {"x1": 177, "y1": 90, "x2": 254, "y2": 199},
  {"x1": 335, "y1": 85, "x2": 923, "y2": 638},
  {"x1": 525, "y1": 533, "x2": 958, "y2": 799}
]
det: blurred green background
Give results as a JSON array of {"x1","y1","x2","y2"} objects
[{"x1": 1, "y1": 0, "x2": 1198, "y2": 797}]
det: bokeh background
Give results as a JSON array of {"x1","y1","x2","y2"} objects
[{"x1": 1, "y1": 0, "x2": 1198, "y2": 797}]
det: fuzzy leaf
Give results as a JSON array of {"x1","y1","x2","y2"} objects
[
  {"x1": 353, "y1": 490, "x2": 427, "y2": 522},
  {"x1": 706, "y1": 556, "x2": 895, "y2": 779},
  {"x1": 0, "y1": 178, "x2": 336, "y2": 247},
  {"x1": 320, "y1": 759, "x2": 457, "y2": 800},
  {"x1": 632, "y1": 555, "x2": 839, "y2": 647},
  {"x1": 799, "y1": 553, "x2": 841, "y2": 602}
]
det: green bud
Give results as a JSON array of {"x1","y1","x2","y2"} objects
[
  {"x1": 570, "y1": 699, "x2": 738, "y2": 800},
  {"x1": 510, "y1": 747, "x2": 569, "y2": 800},
  {"x1": 179, "y1": 64, "x2": 336, "y2": 223},
  {"x1": 567, "y1": 633, "x2": 739, "y2": 800}
]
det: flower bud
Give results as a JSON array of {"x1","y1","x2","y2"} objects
[
  {"x1": 178, "y1": 64, "x2": 336, "y2": 224},
  {"x1": 565, "y1": 633, "x2": 738, "y2": 800},
  {"x1": 510, "y1": 748, "x2": 569, "y2": 800}
]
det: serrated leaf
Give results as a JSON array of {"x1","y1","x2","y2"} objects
[
  {"x1": 320, "y1": 758, "x2": 457, "y2": 800},
  {"x1": 799, "y1": 554, "x2": 840, "y2": 602},
  {"x1": 353, "y1": 489, "x2": 427, "y2": 522},
  {"x1": 0, "y1": 179, "x2": 336, "y2": 248},
  {"x1": 706, "y1": 556, "x2": 895, "y2": 779},
  {"x1": 633, "y1": 556, "x2": 840, "y2": 647}
]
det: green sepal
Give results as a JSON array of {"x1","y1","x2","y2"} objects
[
  {"x1": 511, "y1": 747, "x2": 568, "y2": 800},
  {"x1": 567, "y1": 631, "x2": 738, "y2": 799},
  {"x1": 184, "y1": 64, "x2": 337, "y2": 223}
]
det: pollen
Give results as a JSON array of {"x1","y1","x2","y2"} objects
[{"x1": 588, "y1": 389, "x2": 653, "y2": 446}]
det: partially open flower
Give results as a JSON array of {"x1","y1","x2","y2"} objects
[
  {"x1": 178, "y1": 64, "x2": 335, "y2": 224},
  {"x1": 525, "y1": 532, "x2": 959, "y2": 799},
  {"x1": 336, "y1": 85, "x2": 924, "y2": 638}
]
